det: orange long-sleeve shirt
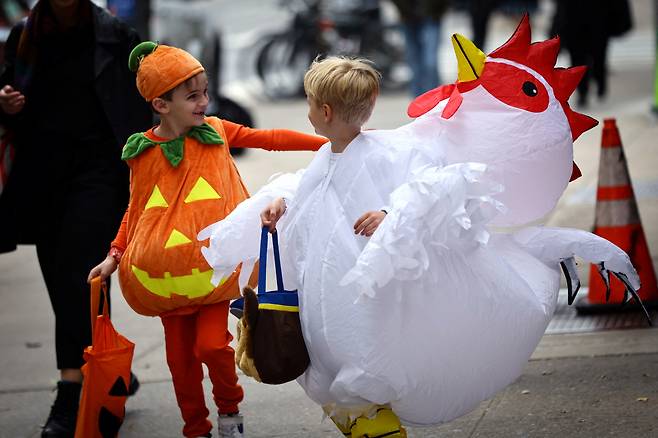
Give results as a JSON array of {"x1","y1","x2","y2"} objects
[{"x1": 111, "y1": 118, "x2": 326, "y2": 252}]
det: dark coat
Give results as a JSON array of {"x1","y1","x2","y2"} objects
[
  {"x1": 0, "y1": 2, "x2": 152, "y2": 252},
  {"x1": 550, "y1": 0, "x2": 633, "y2": 47},
  {"x1": 390, "y1": 0, "x2": 450, "y2": 22}
]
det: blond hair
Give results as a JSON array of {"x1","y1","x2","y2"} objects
[{"x1": 304, "y1": 56, "x2": 381, "y2": 126}]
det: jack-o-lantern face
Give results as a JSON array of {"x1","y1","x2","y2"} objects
[
  {"x1": 130, "y1": 177, "x2": 227, "y2": 298},
  {"x1": 118, "y1": 124, "x2": 247, "y2": 316}
]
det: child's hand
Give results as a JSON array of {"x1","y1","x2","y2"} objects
[
  {"x1": 354, "y1": 210, "x2": 387, "y2": 237},
  {"x1": 0, "y1": 85, "x2": 25, "y2": 114},
  {"x1": 260, "y1": 197, "x2": 286, "y2": 232},
  {"x1": 87, "y1": 256, "x2": 118, "y2": 284}
]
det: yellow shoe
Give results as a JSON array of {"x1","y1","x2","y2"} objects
[
  {"x1": 350, "y1": 408, "x2": 406, "y2": 438},
  {"x1": 327, "y1": 415, "x2": 351, "y2": 436}
]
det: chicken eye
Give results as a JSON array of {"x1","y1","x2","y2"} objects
[
  {"x1": 480, "y1": 63, "x2": 548, "y2": 112},
  {"x1": 522, "y1": 81, "x2": 538, "y2": 97}
]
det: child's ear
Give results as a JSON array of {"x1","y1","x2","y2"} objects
[
  {"x1": 151, "y1": 97, "x2": 169, "y2": 114},
  {"x1": 322, "y1": 103, "x2": 332, "y2": 122}
]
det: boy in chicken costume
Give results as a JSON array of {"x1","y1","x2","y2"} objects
[
  {"x1": 199, "y1": 17, "x2": 649, "y2": 437},
  {"x1": 88, "y1": 42, "x2": 325, "y2": 438}
]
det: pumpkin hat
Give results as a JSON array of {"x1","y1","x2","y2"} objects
[{"x1": 129, "y1": 41, "x2": 205, "y2": 102}]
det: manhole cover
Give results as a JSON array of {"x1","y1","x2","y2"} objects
[{"x1": 546, "y1": 288, "x2": 657, "y2": 334}]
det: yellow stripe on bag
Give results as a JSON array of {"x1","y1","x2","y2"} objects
[{"x1": 258, "y1": 303, "x2": 299, "y2": 312}]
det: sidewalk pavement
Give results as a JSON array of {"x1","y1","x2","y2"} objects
[
  {"x1": 2, "y1": 1, "x2": 658, "y2": 436},
  {"x1": 1, "y1": 247, "x2": 656, "y2": 438}
]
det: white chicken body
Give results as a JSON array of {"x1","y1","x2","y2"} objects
[{"x1": 198, "y1": 17, "x2": 641, "y2": 429}]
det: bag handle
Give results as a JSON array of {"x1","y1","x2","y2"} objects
[
  {"x1": 90, "y1": 277, "x2": 109, "y2": 338},
  {"x1": 258, "y1": 226, "x2": 285, "y2": 294}
]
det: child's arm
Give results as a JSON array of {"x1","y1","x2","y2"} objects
[
  {"x1": 260, "y1": 197, "x2": 287, "y2": 232},
  {"x1": 87, "y1": 208, "x2": 129, "y2": 283},
  {"x1": 354, "y1": 210, "x2": 387, "y2": 237},
  {"x1": 110, "y1": 208, "x2": 129, "y2": 253},
  {"x1": 221, "y1": 120, "x2": 326, "y2": 151}
]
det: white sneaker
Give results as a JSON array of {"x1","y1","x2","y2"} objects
[{"x1": 218, "y1": 413, "x2": 244, "y2": 438}]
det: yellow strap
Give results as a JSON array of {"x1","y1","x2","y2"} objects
[{"x1": 258, "y1": 303, "x2": 299, "y2": 312}]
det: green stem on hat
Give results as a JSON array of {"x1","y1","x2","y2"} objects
[
  {"x1": 129, "y1": 41, "x2": 158, "y2": 72},
  {"x1": 122, "y1": 122, "x2": 224, "y2": 167}
]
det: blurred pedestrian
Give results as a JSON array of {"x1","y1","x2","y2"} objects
[
  {"x1": 391, "y1": 0, "x2": 449, "y2": 97},
  {"x1": 467, "y1": 0, "x2": 499, "y2": 49},
  {"x1": 551, "y1": 0, "x2": 633, "y2": 107},
  {"x1": 0, "y1": 0, "x2": 151, "y2": 436},
  {"x1": 467, "y1": 0, "x2": 537, "y2": 50}
]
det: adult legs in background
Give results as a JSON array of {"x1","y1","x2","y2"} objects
[
  {"x1": 469, "y1": 0, "x2": 499, "y2": 49},
  {"x1": 402, "y1": 19, "x2": 440, "y2": 97},
  {"x1": 567, "y1": 42, "x2": 590, "y2": 107},
  {"x1": 402, "y1": 24, "x2": 423, "y2": 97},
  {"x1": 419, "y1": 19, "x2": 440, "y2": 93},
  {"x1": 37, "y1": 152, "x2": 127, "y2": 437},
  {"x1": 591, "y1": 34, "x2": 609, "y2": 100}
]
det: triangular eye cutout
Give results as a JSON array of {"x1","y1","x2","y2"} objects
[
  {"x1": 98, "y1": 406, "x2": 124, "y2": 438},
  {"x1": 165, "y1": 229, "x2": 192, "y2": 249},
  {"x1": 185, "y1": 177, "x2": 221, "y2": 203},
  {"x1": 108, "y1": 376, "x2": 129, "y2": 396},
  {"x1": 144, "y1": 185, "x2": 168, "y2": 210}
]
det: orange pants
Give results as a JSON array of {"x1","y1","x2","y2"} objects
[{"x1": 161, "y1": 301, "x2": 243, "y2": 437}]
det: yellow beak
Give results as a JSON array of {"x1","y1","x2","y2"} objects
[{"x1": 452, "y1": 34, "x2": 486, "y2": 82}]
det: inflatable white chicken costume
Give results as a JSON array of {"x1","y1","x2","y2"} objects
[{"x1": 199, "y1": 16, "x2": 647, "y2": 432}]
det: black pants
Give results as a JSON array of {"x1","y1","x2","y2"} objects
[
  {"x1": 469, "y1": 0, "x2": 496, "y2": 49},
  {"x1": 551, "y1": 0, "x2": 610, "y2": 103},
  {"x1": 30, "y1": 141, "x2": 127, "y2": 370},
  {"x1": 568, "y1": 34, "x2": 609, "y2": 101}
]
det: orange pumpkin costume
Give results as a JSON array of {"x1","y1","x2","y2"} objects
[
  {"x1": 111, "y1": 117, "x2": 324, "y2": 316},
  {"x1": 110, "y1": 42, "x2": 325, "y2": 437}
]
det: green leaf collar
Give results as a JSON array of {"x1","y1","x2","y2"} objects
[{"x1": 122, "y1": 122, "x2": 224, "y2": 167}]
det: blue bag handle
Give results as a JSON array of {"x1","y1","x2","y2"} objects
[
  {"x1": 229, "y1": 227, "x2": 296, "y2": 318},
  {"x1": 259, "y1": 226, "x2": 285, "y2": 294}
]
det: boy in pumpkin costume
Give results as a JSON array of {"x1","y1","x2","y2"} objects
[{"x1": 88, "y1": 42, "x2": 325, "y2": 438}]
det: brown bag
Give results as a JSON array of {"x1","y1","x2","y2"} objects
[{"x1": 231, "y1": 228, "x2": 309, "y2": 385}]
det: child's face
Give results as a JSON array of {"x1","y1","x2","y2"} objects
[
  {"x1": 307, "y1": 96, "x2": 329, "y2": 136},
  {"x1": 165, "y1": 72, "x2": 209, "y2": 129}
]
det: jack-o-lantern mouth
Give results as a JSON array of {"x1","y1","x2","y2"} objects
[{"x1": 131, "y1": 265, "x2": 226, "y2": 298}]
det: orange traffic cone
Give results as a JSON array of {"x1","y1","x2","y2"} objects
[{"x1": 576, "y1": 118, "x2": 658, "y2": 312}]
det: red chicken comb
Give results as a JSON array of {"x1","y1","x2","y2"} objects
[{"x1": 490, "y1": 14, "x2": 598, "y2": 142}]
